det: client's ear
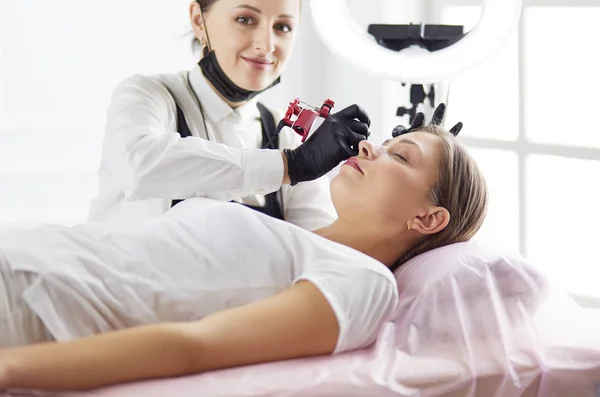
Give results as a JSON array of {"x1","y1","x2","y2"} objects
[{"x1": 410, "y1": 207, "x2": 450, "y2": 235}]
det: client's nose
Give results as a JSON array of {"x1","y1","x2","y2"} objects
[{"x1": 358, "y1": 141, "x2": 382, "y2": 159}]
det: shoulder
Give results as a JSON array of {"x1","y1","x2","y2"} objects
[
  {"x1": 111, "y1": 71, "x2": 189, "y2": 104},
  {"x1": 303, "y1": 250, "x2": 397, "y2": 292},
  {"x1": 114, "y1": 73, "x2": 164, "y2": 95},
  {"x1": 293, "y1": 245, "x2": 398, "y2": 352},
  {"x1": 292, "y1": 232, "x2": 397, "y2": 287}
]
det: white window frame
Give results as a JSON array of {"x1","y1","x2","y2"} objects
[{"x1": 428, "y1": 0, "x2": 600, "y2": 258}]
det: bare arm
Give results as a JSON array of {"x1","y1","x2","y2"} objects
[{"x1": 0, "y1": 281, "x2": 338, "y2": 391}]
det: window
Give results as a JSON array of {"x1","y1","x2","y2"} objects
[
  {"x1": 420, "y1": 0, "x2": 600, "y2": 300},
  {"x1": 524, "y1": 7, "x2": 600, "y2": 149},
  {"x1": 526, "y1": 155, "x2": 600, "y2": 297}
]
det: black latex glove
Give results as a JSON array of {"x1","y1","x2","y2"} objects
[
  {"x1": 284, "y1": 104, "x2": 371, "y2": 185},
  {"x1": 392, "y1": 103, "x2": 463, "y2": 138}
]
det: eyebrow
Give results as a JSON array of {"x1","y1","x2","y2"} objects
[
  {"x1": 386, "y1": 138, "x2": 423, "y2": 153},
  {"x1": 234, "y1": 4, "x2": 296, "y2": 19}
]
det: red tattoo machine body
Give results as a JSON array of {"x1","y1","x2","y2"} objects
[{"x1": 281, "y1": 98, "x2": 335, "y2": 142}]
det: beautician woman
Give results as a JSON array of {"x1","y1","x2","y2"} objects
[{"x1": 88, "y1": 0, "x2": 371, "y2": 229}]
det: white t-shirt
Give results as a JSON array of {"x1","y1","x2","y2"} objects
[{"x1": 0, "y1": 199, "x2": 398, "y2": 354}]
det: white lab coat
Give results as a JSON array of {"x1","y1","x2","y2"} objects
[{"x1": 88, "y1": 66, "x2": 337, "y2": 230}]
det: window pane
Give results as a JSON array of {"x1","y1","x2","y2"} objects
[
  {"x1": 524, "y1": 7, "x2": 600, "y2": 148},
  {"x1": 441, "y1": 7, "x2": 519, "y2": 141},
  {"x1": 467, "y1": 148, "x2": 520, "y2": 252},
  {"x1": 526, "y1": 155, "x2": 600, "y2": 298}
]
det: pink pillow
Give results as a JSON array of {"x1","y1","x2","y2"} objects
[{"x1": 391, "y1": 241, "x2": 550, "y2": 340}]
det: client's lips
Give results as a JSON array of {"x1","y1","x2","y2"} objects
[{"x1": 343, "y1": 157, "x2": 363, "y2": 174}]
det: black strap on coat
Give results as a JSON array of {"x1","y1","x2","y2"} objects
[{"x1": 170, "y1": 103, "x2": 284, "y2": 221}]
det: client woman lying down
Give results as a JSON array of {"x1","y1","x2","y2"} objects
[{"x1": 0, "y1": 105, "x2": 488, "y2": 391}]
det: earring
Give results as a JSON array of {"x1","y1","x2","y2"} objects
[{"x1": 407, "y1": 221, "x2": 413, "y2": 231}]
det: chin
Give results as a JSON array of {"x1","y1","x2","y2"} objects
[
  {"x1": 329, "y1": 175, "x2": 350, "y2": 204},
  {"x1": 330, "y1": 183, "x2": 368, "y2": 220},
  {"x1": 234, "y1": 66, "x2": 279, "y2": 90},
  {"x1": 238, "y1": 76, "x2": 276, "y2": 92}
]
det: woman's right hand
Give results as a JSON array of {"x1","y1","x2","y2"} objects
[{"x1": 283, "y1": 104, "x2": 371, "y2": 185}]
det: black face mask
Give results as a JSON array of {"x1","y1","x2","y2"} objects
[{"x1": 198, "y1": 49, "x2": 281, "y2": 103}]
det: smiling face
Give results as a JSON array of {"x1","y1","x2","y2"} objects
[
  {"x1": 330, "y1": 131, "x2": 446, "y2": 232},
  {"x1": 190, "y1": 0, "x2": 300, "y2": 91}
]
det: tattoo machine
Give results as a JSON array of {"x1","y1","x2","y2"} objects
[
  {"x1": 265, "y1": 98, "x2": 335, "y2": 148},
  {"x1": 282, "y1": 98, "x2": 335, "y2": 142}
]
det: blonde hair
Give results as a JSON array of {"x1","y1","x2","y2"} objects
[{"x1": 392, "y1": 125, "x2": 489, "y2": 271}]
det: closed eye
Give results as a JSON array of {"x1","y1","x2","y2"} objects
[{"x1": 393, "y1": 153, "x2": 408, "y2": 163}]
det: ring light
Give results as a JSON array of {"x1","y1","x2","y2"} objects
[{"x1": 308, "y1": 0, "x2": 522, "y2": 83}]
